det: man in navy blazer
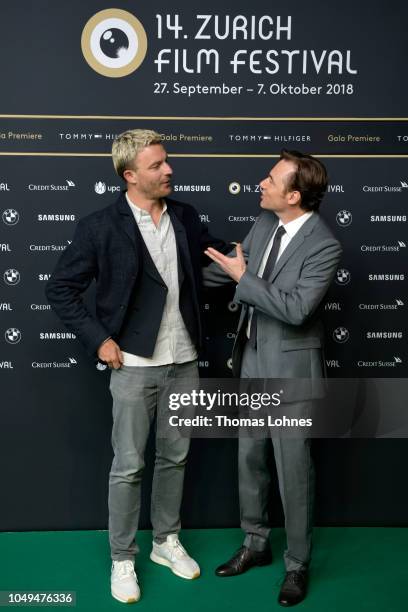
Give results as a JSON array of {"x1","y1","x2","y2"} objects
[{"x1": 46, "y1": 129, "x2": 226, "y2": 604}]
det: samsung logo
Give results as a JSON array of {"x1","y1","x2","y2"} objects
[
  {"x1": 39, "y1": 332, "x2": 77, "y2": 340},
  {"x1": 37, "y1": 214, "x2": 76, "y2": 221},
  {"x1": 173, "y1": 185, "x2": 211, "y2": 192},
  {"x1": 370, "y1": 215, "x2": 406, "y2": 222},
  {"x1": 368, "y1": 274, "x2": 405, "y2": 281},
  {"x1": 366, "y1": 332, "x2": 403, "y2": 339}
]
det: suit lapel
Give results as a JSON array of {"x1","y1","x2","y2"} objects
[
  {"x1": 116, "y1": 193, "x2": 138, "y2": 253},
  {"x1": 249, "y1": 212, "x2": 279, "y2": 273},
  {"x1": 270, "y1": 214, "x2": 319, "y2": 282},
  {"x1": 167, "y1": 202, "x2": 191, "y2": 288},
  {"x1": 116, "y1": 193, "x2": 165, "y2": 286}
]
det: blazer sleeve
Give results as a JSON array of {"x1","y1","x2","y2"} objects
[
  {"x1": 202, "y1": 215, "x2": 260, "y2": 287},
  {"x1": 234, "y1": 238, "x2": 342, "y2": 326},
  {"x1": 45, "y1": 219, "x2": 110, "y2": 356}
]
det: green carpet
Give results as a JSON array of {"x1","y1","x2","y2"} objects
[{"x1": 0, "y1": 528, "x2": 406, "y2": 611}]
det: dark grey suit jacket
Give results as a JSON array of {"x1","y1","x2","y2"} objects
[{"x1": 204, "y1": 211, "x2": 342, "y2": 401}]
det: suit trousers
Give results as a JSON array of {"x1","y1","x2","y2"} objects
[
  {"x1": 108, "y1": 361, "x2": 198, "y2": 561},
  {"x1": 239, "y1": 342, "x2": 315, "y2": 571}
]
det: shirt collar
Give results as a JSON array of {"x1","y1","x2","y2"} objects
[
  {"x1": 280, "y1": 211, "x2": 313, "y2": 239},
  {"x1": 125, "y1": 192, "x2": 167, "y2": 223}
]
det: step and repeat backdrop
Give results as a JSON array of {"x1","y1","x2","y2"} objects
[{"x1": 0, "y1": 0, "x2": 407, "y2": 530}]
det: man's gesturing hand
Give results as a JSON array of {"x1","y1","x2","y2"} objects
[
  {"x1": 97, "y1": 338, "x2": 124, "y2": 370},
  {"x1": 204, "y1": 243, "x2": 246, "y2": 283}
]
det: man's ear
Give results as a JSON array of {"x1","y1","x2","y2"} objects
[
  {"x1": 123, "y1": 168, "x2": 137, "y2": 184},
  {"x1": 288, "y1": 190, "x2": 301, "y2": 206}
]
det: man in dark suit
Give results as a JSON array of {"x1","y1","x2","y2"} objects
[
  {"x1": 46, "y1": 129, "x2": 227, "y2": 604},
  {"x1": 204, "y1": 150, "x2": 342, "y2": 606}
]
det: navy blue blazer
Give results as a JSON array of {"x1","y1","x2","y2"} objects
[{"x1": 45, "y1": 194, "x2": 227, "y2": 357}]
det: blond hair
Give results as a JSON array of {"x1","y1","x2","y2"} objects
[{"x1": 112, "y1": 129, "x2": 162, "y2": 178}]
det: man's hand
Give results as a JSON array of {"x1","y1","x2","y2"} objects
[
  {"x1": 97, "y1": 338, "x2": 124, "y2": 370},
  {"x1": 204, "y1": 243, "x2": 246, "y2": 283}
]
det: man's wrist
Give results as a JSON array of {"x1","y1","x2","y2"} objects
[{"x1": 99, "y1": 336, "x2": 112, "y2": 350}]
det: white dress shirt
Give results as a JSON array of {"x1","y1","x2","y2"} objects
[
  {"x1": 122, "y1": 193, "x2": 197, "y2": 366},
  {"x1": 247, "y1": 211, "x2": 314, "y2": 337}
]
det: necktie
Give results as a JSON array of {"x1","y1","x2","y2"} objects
[{"x1": 248, "y1": 225, "x2": 286, "y2": 350}]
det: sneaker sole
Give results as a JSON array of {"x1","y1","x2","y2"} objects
[
  {"x1": 111, "y1": 588, "x2": 140, "y2": 604},
  {"x1": 150, "y1": 551, "x2": 200, "y2": 580}
]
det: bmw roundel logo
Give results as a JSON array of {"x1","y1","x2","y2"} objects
[
  {"x1": 335, "y1": 268, "x2": 351, "y2": 285},
  {"x1": 2, "y1": 209, "x2": 20, "y2": 226},
  {"x1": 333, "y1": 327, "x2": 350, "y2": 343},
  {"x1": 336, "y1": 210, "x2": 353, "y2": 227},
  {"x1": 5, "y1": 328, "x2": 22, "y2": 344},
  {"x1": 3, "y1": 269, "x2": 21, "y2": 286}
]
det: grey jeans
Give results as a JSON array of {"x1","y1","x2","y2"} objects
[{"x1": 108, "y1": 360, "x2": 198, "y2": 561}]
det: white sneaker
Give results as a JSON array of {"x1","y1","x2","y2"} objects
[
  {"x1": 150, "y1": 534, "x2": 200, "y2": 579},
  {"x1": 111, "y1": 560, "x2": 140, "y2": 604}
]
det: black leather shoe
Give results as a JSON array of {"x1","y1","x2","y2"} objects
[
  {"x1": 215, "y1": 546, "x2": 272, "y2": 577},
  {"x1": 278, "y1": 570, "x2": 308, "y2": 607}
]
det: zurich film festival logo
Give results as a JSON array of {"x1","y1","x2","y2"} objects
[
  {"x1": 81, "y1": 9, "x2": 147, "y2": 78},
  {"x1": 336, "y1": 210, "x2": 352, "y2": 227},
  {"x1": 228, "y1": 182, "x2": 241, "y2": 195},
  {"x1": 5, "y1": 328, "x2": 21, "y2": 345},
  {"x1": 3, "y1": 269, "x2": 20, "y2": 286},
  {"x1": 2, "y1": 209, "x2": 20, "y2": 226}
]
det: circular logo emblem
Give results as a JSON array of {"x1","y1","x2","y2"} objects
[
  {"x1": 2, "y1": 209, "x2": 20, "y2": 226},
  {"x1": 335, "y1": 268, "x2": 351, "y2": 285},
  {"x1": 4, "y1": 269, "x2": 20, "y2": 286},
  {"x1": 5, "y1": 328, "x2": 22, "y2": 344},
  {"x1": 94, "y1": 181, "x2": 107, "y2": 194},
  {"x1": 227, "y1": 358, "x2": 233, "y2": 370},
  {"x1": 228, "y1": 182, "x2": 241, "y2": 195},
  {"x1": 228, "y1": 301, "x2": 239, "y2": 313},
  {"x1": 81, "y1": 9, "x2": 148, "y2": 78},
  {"x1": 333, "y1": 327, "x2": 350, "y2": 343},
  {"x1": 336, "y1": 210, "x2": 353, "y2": 227}
]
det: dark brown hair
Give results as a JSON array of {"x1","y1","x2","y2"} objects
[{"x1": 280, "y1": 149, "x2": 328, "y2": 211}]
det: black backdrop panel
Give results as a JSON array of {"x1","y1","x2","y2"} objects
[
  {"x1": 0, "y1": 1, "x2": 407, "y2": 530},
  {"x1": 0, "y1": 0, "x2": 407, "y2": 116}
]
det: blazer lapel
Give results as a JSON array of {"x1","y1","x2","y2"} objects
[
  {"x1": 249, "y1": 212, "x2": 279, "y2": 274},
  {"x1": 167, "y1": 202, "x2": 191, "y2": 288},
  {"x1": 270, "y1": 214, "x2": 319, "y2": 282},
  {"x1": 117, "y1": 193, "x2": 138, "y2": 253},
  {"x1": 116, "y1": 193, "x2": 166, "y2": 286}
]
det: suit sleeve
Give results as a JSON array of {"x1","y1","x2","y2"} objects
[
  {"x1": 45, "y1": 219, "x2": 110, "y2": 356},
  {"x1": 202, "y1": 216, "x2": 260, "y2": 287},
  {"x1": 234, "y1": 238, "x2": 342, "y2": 326}
]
